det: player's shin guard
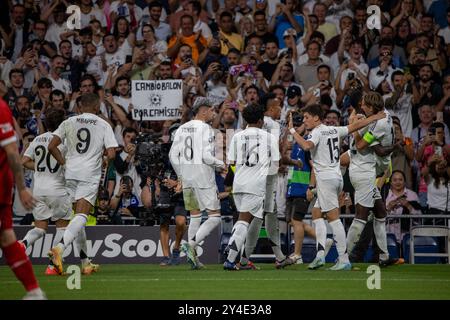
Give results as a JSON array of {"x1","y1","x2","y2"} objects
[
  {"x1": 227, "y1": 220, "x2": 249, "y2": 263},
  {"x1": 22, "y1": 227, "x2": 46, "y2": 248},
  {"x1": 346, "y1": 219, "x2": 367, "y2": 255},
  {"x1": 240, "y1": 217, "x2": 263, "y2": 264},
  {"x1": 313, "y1": 218, "x2": 327, "y2": 258},
  {"x1": 58, "y1": 214, "x2": 88, "y2": 251},
  {"x1": 265, "y1": 212, "x2": 285, "y2": 262},
  {"x1": 329, "y1": 219, "x2": 349, "y2": 263},
  {"x1": 3, "y1": 241, "x2": 39, "y2": 291},
  {"x1": 188, "y1": 214, "x2": 202, "y2": 245},
  {"x1": 373, "y1": 217, "x2": 389, "y2": 260},
  {"x1": 191, "y1": 214, "x2": 221, "y2": 248}
]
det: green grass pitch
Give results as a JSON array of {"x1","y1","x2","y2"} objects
[{"x1": 1, "y1": 264, "x2": 450, "y2": 300}]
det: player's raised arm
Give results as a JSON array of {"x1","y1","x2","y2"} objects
[
  {"x1": 288, "y1": 113, "x2": 315, "y2": 151},
  {"x1": 347, "y1": 111, "x2": 385, "y2": 135}
]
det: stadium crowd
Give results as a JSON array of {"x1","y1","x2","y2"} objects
[{"x1": 1, "y1": 0, "x2": 449, "y2": 267}]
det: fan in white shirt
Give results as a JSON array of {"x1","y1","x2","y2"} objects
[
  {"x1": 224, "y1": 103, "x2": 281, "y2": 270},
  {"x1": 48, "y1": 93, "x2": 118, "y2": 275},
  {"x1": 169, "y1": 97, "x2": 225, "y2": 269},
  {"x1": 288, "y1": 103, "x2": 386, "y2": 271}
]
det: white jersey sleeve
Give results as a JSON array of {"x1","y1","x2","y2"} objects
[
  {"x1": 336, "y1": 126, "x2": 349, "y2": 138},
  {"x1": 201, "y1": 123, "x2": 224, "y2": 168}
]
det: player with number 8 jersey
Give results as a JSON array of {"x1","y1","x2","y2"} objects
[
  {"x1": 47, "y1": 94, "x2": 118, "y2": 275},
  {"x1": 169, "y1": 97, "x2": 225, "y2": 269}
]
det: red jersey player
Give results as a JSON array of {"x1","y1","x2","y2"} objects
[{"x1": 0, "y1": 97, "x2": 46, "y2": 300}]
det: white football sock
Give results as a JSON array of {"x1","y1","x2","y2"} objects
[
  {"x1": 346, "y1": 219, "x2": 367, "y2": 255},
  {"x1": 265, "y1": 212, "x2": 285, "y2": 261},
  {"x1": 188, "y1": 214, "x2": 202, "y2": 244},
  {"x1": 227, "y1": 220, "x2": 249, "y2": 263},
  {"x1": 53, "y1": 227, "x2": 66, "y2": 247},
  {"x1": 329, "y1": 219, "x2": 349, "y2": 264},
  {"x1": 22, "y1": 228, "x2": 46, "y2": 248},
  {"x1": 240, "y1": 217, "x2": 263, "y2": 264},
  {"x1": 75, "y1": 228, "x2": 89, "y2": 264},
  {"x1": 313, "y1": 218, "x2": 327, "y2": 258},
  {"x1": 191, "y1": 215, "x2": 221, "y2": 248},
  {"x1": 373, "y1": 217, "x2": 389, "y2": 260},
  {"x1": 57, "y1": 214, "x2": 87, "y2": 251}
]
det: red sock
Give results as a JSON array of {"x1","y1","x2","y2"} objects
[{"x1": 3, "y1": 241, "x2": 39, "y2": 292}]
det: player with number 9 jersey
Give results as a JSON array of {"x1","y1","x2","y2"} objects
[{"x1": 52, "y1": 110, "x2": 118, "y2": 196}]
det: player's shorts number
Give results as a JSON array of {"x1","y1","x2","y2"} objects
[
  {"x1": 184, "y1": 136, "x2": 193, "y2": 160},
  {"x1": 35, "y1": 145, "x2": 60, "y2": 173},
  {"x1": 76, "y1": 128, "x2": 91, "y2": 154}
]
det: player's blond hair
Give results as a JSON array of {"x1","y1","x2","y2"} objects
[{"x1": 363, "y1": 92, "x2": 384, "y2": 113}]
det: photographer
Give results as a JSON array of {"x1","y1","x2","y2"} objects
[
  {"x1": 110, "y1": 175, "x2": 140, "y2": 221},
  {"x1": 114, "y1": 127, "x2": 143, "y2": 203},
  {"x1": 140, "y1": 125, "x2": 187, "y2": 266}
]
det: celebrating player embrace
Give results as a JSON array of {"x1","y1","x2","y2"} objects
[{"x1": 288, "y1": 104, "x2": 386, "y2": 271}]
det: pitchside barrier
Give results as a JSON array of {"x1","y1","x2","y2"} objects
[{"x1": 0, "y1": 226, "x2": 222, "y2": 265}]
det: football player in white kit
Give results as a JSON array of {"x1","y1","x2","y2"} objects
[
  {"x1": 47, "y1": 93, "x2": 118, "y2": 274},
  {"x1": 21, "y1": 109, "x2": 73, "y2": 275},
  {"x1": 288, "y1": 104, "x2": 385, "y2": 270},
  {"x1": 224, "y1": 104, "x2": 281, "y2": 270},
  {"x1": 238, "y1": 95, "x2": 294, "y2": 269},
  {"x1": 169, "y1": 97, "x2": 225, "y2": 269},
  {"x1": 346, "y1": 92, "x2": 403, "y2": 266}
]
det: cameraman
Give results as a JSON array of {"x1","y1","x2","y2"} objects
[
  {"x1": 114, "y1": 127, "x2": 143, "y2": 204},
  {"x1": 140, "y1": 125, "x2": 188, "y2": 266}
]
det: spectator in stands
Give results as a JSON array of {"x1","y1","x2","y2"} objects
[
  {"x1": 391, "y1": 117, "x2": 415, "y2": 189},
  {"x1": 422, "y1": 155, "x2": 450, "y2": 225},
  {"x1": 168, "y1": 15, "x2": 207, "y2": 64},
  {"x1": 368, "y1": 41, "x2": 400, "y2": 90},
  {"x1": 48, "y1": 55, "x2": 72, "y2": 96},
  {"x1": 110, "y1": 175, "x2": 141, "y2": 219},
  {"x1": 411, "y1": 64, "x2": 443, "y2": 110},
  {"x1": 186, "y1": 0, "x2": 212, "y2": 42},
  {"x1": 384, "y1": 70, "x2": 414, "y2": 137},
  {"x1": 269, "y1": 0, "x2": 304, "y2": 49},
  {"x1": 386, "y1": 170, "x2": 422, "y2": 242},
  {"x1": 248, "y1": 10, "x2": 276, "y2": 45},
  {"x1": 3, "y1": 69, "x2": 31, "y2": 111},
  {"x1": 218, "y1": 11, "x2": 244, "y2": 55},
  {"x1": 94, "y1": 188, "x2": 122, "y2": 225},
  {"x1": 367, "y1": 25, "x2": 407, "y2": 68},
  {"x1": 313, "y1": 2, "x2": 338, "y2": 43}
]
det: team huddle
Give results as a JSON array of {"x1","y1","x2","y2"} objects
[{"x1": 169, "y1": 91, "x2": 401, "y2": 271}]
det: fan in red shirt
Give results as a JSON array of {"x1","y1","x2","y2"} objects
[{"x1": 0, "y1": 97, "x2": 46, "y2": 300}]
